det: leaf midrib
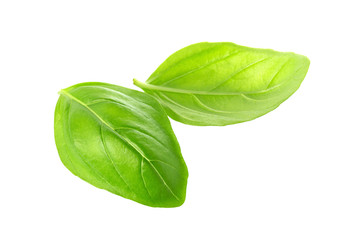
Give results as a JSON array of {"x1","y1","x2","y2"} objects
[
  {"x1": 59, "y1": 89, "x2": 181, "y2": 202},
  {"x1": 133, "y1": 78, "x2": 283, "y2": 96}
]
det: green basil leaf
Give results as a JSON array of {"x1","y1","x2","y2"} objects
[
  {"x1": 54, "y1": 82, "x2": 188, "y2": 207},
  {"x1": 134, "y1": 42, "x2": 310, "y2": 126}
]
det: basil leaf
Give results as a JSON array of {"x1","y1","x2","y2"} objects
[
  {"x1": 134, "y1": 42, "x2": 310, "y2": 126},
  {"x1": 54, "y1": 82, "x2": 188, "y2": 207}
]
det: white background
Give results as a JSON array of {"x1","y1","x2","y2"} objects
[{"x1": 1, "y1": 0, "x2": 359, "y2": 239}]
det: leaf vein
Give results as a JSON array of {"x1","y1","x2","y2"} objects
[
  {"x1": 114, "y1": 126, "x2": 170, "y2": 153},
  {"x1": 66, "y1": 101, "x2": 120, "y2": 194},
  {"x1": 160, "y1": 49, "x2": 243, "y2": 87},
  {"x1": 148, "y1": 44, "x2": 220, "y2": 83},
  {"x1": 140, "y1": 157, "x2": 152, "y2": 200},
  {"x1": 210, "y1": 57, "x2": 271, "y2": 91},
  {"x1": 266, "y1": 58, "x2": 291, "y2": 88},
  {"x1": 147, "y1": 161, "x2": 181, "y2": 202},
  {"x1": 100, "y1": 125, "x2": 135, "y2": 195}
]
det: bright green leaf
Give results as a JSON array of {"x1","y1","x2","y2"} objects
[
  {"x1": 134, "y1": 42, "x2": 310, "y2": 126},
  {"x1": 54, "y1": 82, "x2": 188, "y2": 207}
]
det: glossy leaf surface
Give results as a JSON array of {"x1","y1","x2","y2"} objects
[
  {"x1": 54, "y1": 82, "x2": 188, "y2": 207},
  {"x1": 134, "y1": 42, "x2": 310, "y2": 126}
]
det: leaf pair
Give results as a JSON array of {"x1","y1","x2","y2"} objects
[{"x1": 54, "y1": 42, "x2": 310, "y2": 207}]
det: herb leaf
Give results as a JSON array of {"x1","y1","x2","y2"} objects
[
  {"x1": 54, "y1": 82, "x2": 188, "y2": 207},
  {"x1": 134, "y1": 42, "x2": 310, "y2": 126}
]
